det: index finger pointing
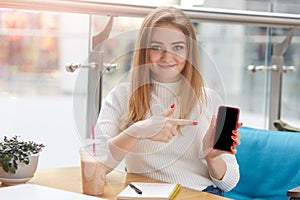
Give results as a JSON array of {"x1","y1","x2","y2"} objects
[{"x1": 168, "y1": 118, "x2": 198, "y2": 126}]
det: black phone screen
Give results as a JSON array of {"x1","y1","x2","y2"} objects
[{"x1": 213, "y1": 106, "x2": 240, "y2": 151}]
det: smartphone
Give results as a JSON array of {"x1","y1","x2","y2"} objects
[{"x1": 213, "y1": 105, "x2": 240, "y2": 152}]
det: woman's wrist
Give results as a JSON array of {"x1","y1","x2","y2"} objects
[
  {"x1": 205, "y1": 155, "x2": 226, "y2": 180},
  {"x1": 109, "y1": 131, "x2": 140, "y2": 161},
  {"x1": 205, "y1": 154, "x2": 218, "y2": 163}
]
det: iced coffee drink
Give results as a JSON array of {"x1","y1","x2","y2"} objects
[{"x1": 80, "y1": 149, "x2": 106, "y2": 196}]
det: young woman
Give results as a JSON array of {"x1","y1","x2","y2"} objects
[{"x1": 95, "y1": 6, "x2": 242, "y2": 196}]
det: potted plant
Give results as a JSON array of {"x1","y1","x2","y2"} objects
[{"x1": 0, "y1": 135, "x2": 45, "y2": 185}]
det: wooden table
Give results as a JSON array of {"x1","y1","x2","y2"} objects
[{"x1": 2, "y1": 167, "x2": 230, "y2": 200}]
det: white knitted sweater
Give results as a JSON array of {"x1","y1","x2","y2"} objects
[{"x1": 95, "y1": 80, "x2": 240, "y2": 192}]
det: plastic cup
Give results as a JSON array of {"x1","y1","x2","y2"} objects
[{"x1": 80, "y1": 148, "x2": 106, "y2": 196}]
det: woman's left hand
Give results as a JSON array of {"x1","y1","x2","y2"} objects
[{"x1": 203, "y1": 117, "x2": 243, "y2": 160}]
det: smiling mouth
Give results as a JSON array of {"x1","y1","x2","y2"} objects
[{"x1": 157, "y1": 64, "x2": 176, "y2": 68}]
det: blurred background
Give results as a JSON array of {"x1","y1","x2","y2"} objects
[{"x1": 0, "y1": 0, "x2": 299, "y2": 169}]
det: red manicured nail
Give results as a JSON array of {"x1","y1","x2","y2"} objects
[
  {"x1": 231, "y1": 135, "x2": 237, "y2": 140},
  {"x1": 170, "y1": 104, "x2": 175, "y2": 108},
  {"x1": 193, "y1": 121, "x2": 198, "y2": 125},
  {"x1": 231, "y1": 145, "x2": 235, "y2": 151}
]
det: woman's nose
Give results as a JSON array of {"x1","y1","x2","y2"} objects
[{"x1": 161, "y1": 50, "x2": 174, "y2": 61}]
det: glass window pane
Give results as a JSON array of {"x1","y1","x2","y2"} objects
[
  {"x1": 0, "y1": 9, "x2": 90, "y2": 168},
  {"x1": 281, "y1": 29, "x2": 300, "y2": 127},
  {"x1": 194, "y1": 22, "x2": 269, "y2": 129}
]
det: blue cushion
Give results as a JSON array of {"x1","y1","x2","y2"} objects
[{"x1": 225, "y1": 126, "x2": 300, "y2": 200}]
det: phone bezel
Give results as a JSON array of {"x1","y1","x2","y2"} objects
[{"x1": 213, "y1": 105, "x2": 240, "y2": 152}]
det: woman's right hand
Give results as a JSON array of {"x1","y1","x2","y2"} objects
[{"x1": 124, "y1": 104, "x2": 198, "y2": 142}]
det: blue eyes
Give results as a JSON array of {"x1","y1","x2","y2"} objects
[
  {"x1": 151, "y1": 45, "x2": 162, "y2": 50},
  {"x1": 150, "y1": 45, "x2": 184, "y2": 52},
  {"x1": 174, "y1": 46, "x2": 184, "y2": 51}
]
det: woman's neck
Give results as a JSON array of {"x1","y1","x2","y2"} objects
[{"x1": 152, "y1": 79, "x2": 183, "y2": 97}]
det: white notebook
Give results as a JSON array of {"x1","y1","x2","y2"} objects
[
  {"x1": 117, "y1": 182, "x2": 181, "y2": 200},
  {"x1": 0, "y1": 184, "x2": 107, "y2": 200}
]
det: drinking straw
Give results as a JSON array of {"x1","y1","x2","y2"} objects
[{"x1": 92, "y1": 123, "x2": 96, "y2": 156}]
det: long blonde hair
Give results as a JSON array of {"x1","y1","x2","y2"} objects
[{"x1": 124, "y1": 6, "x2": 206, "y2": 128}]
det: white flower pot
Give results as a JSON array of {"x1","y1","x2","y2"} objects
[{"x1": 0, "y1": 154, "x2": 39, "y2": 185}]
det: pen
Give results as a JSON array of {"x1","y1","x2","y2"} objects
[{"x1": 129, "y1": 183, "x2": 142, "y2": 194}]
